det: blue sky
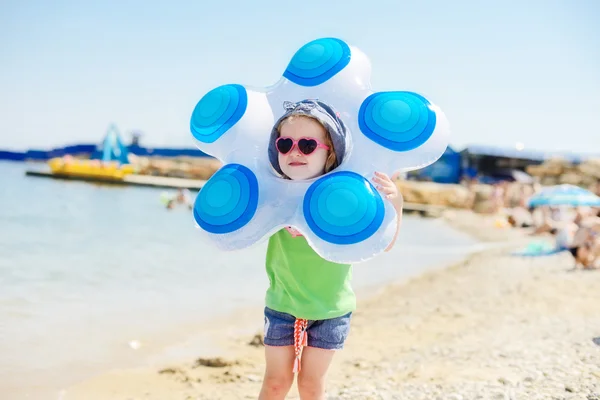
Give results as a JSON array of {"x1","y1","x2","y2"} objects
[{"x1": 1, "y1": 0, "x2": 598, "y2": 153}]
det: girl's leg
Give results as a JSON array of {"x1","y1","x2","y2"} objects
[
  {"x1": 258, "y1": 345, "x2": 295, "y2": 400},
  {"x1": 297, "y1": 347, "x2": 336, "y2": 400}
]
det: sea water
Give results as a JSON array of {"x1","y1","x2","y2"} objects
[{"x1": 0, "y1": 161, "x2": 480, "y2": 399}]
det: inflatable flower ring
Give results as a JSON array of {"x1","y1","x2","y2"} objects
[{"x1": 190, "y1": 37, "x2": 450, "y2": 263}]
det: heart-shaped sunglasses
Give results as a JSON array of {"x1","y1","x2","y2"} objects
[{"x1": 275, "y1": 137, "x2": 330, "y2": 155}]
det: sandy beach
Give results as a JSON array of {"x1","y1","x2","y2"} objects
[{"x1": 63, "y1": 212, "x2": 600, "y2": 400}]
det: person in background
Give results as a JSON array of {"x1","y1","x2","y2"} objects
[
  {"x1": 568, "y1": 222, "x2": 600, "y2": 270},
  {"x1": 165, "y1": 188, "x2": 193, "y2": 210}
]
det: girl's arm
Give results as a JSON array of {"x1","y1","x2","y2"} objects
[
  {"x1": 372, "y1": 171, "x2": 404, "y2": 252},
  {"x1": 385, "y1": 204, "x2": 403, "y2": 251}
]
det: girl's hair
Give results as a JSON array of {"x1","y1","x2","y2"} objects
[{"x1": 277, "y1": 115, "x2": 339, "y2": 177}]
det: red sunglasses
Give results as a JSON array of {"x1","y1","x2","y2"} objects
[{"x1": 275, "y1": 136, "x2": 330, "y2": 155}]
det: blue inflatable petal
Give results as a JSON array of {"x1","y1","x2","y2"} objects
[
  {"x1": 359, "y1": 91, "x2": 436, "y2": 151},
  {"x1": 190, "y1": 84, "x2": 248, "y2": 143},
  {"x1": 304, "y1": 171, "x2": 384, "y2": 245},
  {"x1": 193, "y1": 164, "x2": 258, "y2": 234},
  {"x1": 283, "y1": 38, "x2": 351, "y2": 87}
]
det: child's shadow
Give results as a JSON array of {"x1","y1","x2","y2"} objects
[{"x1": 593, "y1": 337, "x2": 600, "y2": 347}]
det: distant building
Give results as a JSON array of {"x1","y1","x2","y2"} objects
[
  {"x1": 409, "y1": 145, "x2": 598, "y2": 185},
  {"x1": 408, "y1": 146, "x2": 462, "y2": 184},
  {"x1": 460, "y1": 145, "x2": 593, "y2": 175}
]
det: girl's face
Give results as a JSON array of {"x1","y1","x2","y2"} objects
[{"x1": 277, "y1": 116, "x2": 329, "y2": 180}]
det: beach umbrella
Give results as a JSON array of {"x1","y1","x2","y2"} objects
[{"x1": 527, "y1": 184, "x2": 600, "y2": 207}]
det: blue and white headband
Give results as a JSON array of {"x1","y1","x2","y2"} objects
[{"x1": 268, "y1": 99, "x2": 350, "y2": 176}]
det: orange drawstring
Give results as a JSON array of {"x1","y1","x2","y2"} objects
[{"x1": 292, "y1": 318, "x2": 308, "y2": 373}]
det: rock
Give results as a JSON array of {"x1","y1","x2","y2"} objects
[
  {"x1": 524, "y1": 157, "x2": 600, "y2": 193},
  {"x1": 396, "y1": 181, "x2": 472, "y2": 208},
  {"x1": 578, "y1": 159, "x2": 600, "y2": 179},
  {"x1": 248, "y1": 333, "x2": 264, "y2": 347},
  {"x1": 222, "y1": 370, "x2": 242, "y2": 381},
  {"x1": 193, "y1": 357, "x2": 236, "y2": 368},
  {"x1": 498, "y1": 377, "x2": 510, "y2": 385},
  {"x1": 526, "y1": 164, "x2": 563, "y2": 177},
  {"x1": 158, "y1": 367, "x2": 193, "y2": 385},
  {"x1": 158, "y1": 367, "x2": 182, "y2": 374},
  {"x1": 541, "y1": 176, "x2": 560, "y2": 186},
  {"x1": 136, "y1": 157, "x2": 221, "y2": 179},
  {"x1": 559, "y1": 172, "x2": 583, "y2": 185}
]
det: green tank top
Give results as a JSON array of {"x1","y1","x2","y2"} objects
[{"x1": 265, "y1": 229, "x2": 356, "y2": 320}]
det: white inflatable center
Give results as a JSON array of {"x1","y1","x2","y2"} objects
[{"x1": 190, "y1": 37, "x2": 450, "y2": 264}]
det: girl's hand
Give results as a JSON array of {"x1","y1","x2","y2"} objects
[{"x1": 372, "y1": 171, "x2": 404, "y2": 212}]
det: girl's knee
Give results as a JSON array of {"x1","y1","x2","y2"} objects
[
  {"x1": 261, "y1": 374, "x2": 294, "y2": 397},
  {"x1": 297, "y1": 372, "x2": 325, "y2": 398}
]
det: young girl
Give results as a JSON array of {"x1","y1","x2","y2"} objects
[{"x1": 260, "y1": 100, "x2": 403, "y2": 400}]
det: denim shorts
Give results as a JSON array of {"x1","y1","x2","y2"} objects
[{"x1": 263, "y1": 307, "x2": 352, "y2": 350}]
